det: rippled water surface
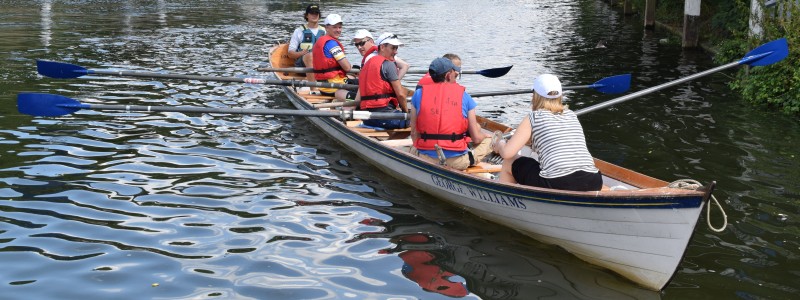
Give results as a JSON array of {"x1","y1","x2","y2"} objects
[{"x1": 1, "y1": 1, "x2": 799, "y2": 299}]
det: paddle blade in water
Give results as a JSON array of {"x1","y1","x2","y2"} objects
[
  {"x1": 17, "y1": 93, "x2": 83, "y2": 117},
  {"x1": 594, "y1": 74, "x2": 631, "y2": 94},
  {"x1": 476, "y1": 65, "x2": 513, "y2": 78},
  {"x1": 37, "y1": 60, "x2": 89, "y2": 79},
  {"x1": 740, "y1": 38, "x2": 789, "y2": 67}
]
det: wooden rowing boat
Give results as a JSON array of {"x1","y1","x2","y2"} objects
[{"x1": 267, "y1": 44, "x2": 713, "y2": 291}]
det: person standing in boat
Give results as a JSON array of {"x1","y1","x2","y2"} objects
[
  {"x1": 355, "y1": 33, "x2": 409, "y2": 129},
  {"x1": 493, "y1": 74, "x2": 602, "y2": 191},
  {"x1": 312, "y1": 13, "x2": 355, "y2": 101},
  {"x1": 415, "y1": 53, "x2": 461, "y2": 90},
  {"x1": 287, "y1": 4, "x2": 325, "y2": 87},
  {"x1": 409, "y1": 57, "x2": 492, "y2": 170}
]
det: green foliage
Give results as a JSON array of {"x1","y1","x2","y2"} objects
[{"x1": 716, "y1": 0, "x2": 800, "y2": 115}]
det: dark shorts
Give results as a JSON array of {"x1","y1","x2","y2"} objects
[
  {"x1": 294, "y1": 57, "x2": 306, "y2": 67},
  {"x1": 512, "y1": 156, "x2": 603, "y2": 191},
  {"x1": 361, "y1": 104, "x2": 409, "y2": 129}
]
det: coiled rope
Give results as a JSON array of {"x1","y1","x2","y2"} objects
[{"x1": 668, "y1": 179, "x2": 728, "y2": 232}]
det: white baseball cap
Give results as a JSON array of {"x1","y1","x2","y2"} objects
[
  {"x1": 323, "y1": 14, "x2": 342, "y2": 26},
  {"x1": 376, "y1": 32, "x2": 403, "y2": 46},
  {"x1": 353, "y1": 29, "x2": 373, "y2": 41},
  {"x1": 532, "y1": 74, "x2": 562, "y2": 99}
]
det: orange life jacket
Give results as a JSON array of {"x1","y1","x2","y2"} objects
[
  {"x1": 361, "y1": 45, "x2": 378, "y2": 66},
  {"x1": 414, "y1": 83, "x2": 469, "y2": 151},
  {"x1": 312, "y1": 35, "x2": 345, "y2": 80},
  {"x1": 358, "y1": 55, "x2": 396, "y2": 109},
  {"x1": 415, "y1": 73, "x2": 433, "y2": 89}
]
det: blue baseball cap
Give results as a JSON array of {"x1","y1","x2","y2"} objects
[{"x1": 428, "y1": 57, "x2": 461, "y2": 77}]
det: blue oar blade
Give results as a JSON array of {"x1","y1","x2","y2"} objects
[
  {"x1": 740, "y1": 38, "x2": 789, "y2": 67},
  {"x1": 17, "y1": 93, "x2": 82, "y2": 117},
  {"x1": 477, "y1": 65, "x2": 513, "y2": 78},
  {"x1": 36, "y1": 60, "x2": 89, "y2": 79},
  {"x1": 593, "y1": 74, "x2": 631, "y2": 94}
]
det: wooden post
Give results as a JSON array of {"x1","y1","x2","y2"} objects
[
  {"x1": 644, "y1": 0, "x2": 656, "y2": 29},
  {"x1": 682, "y1": 0, "x2": 701, "y2": 48},
  {"x1": 624, "y1": 0, "x2": 634, "y2": 15}
]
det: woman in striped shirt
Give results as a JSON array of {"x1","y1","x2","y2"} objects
[{"x1": 493, "y1": 74, "x2": 603, "y2": 191}]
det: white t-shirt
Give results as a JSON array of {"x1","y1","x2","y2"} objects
[{"x1": 288, "y1": 25, "x2": 323, "y2": 51}]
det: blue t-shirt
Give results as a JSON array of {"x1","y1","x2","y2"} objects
[
  {"x1": 323, "y1": 39, "x2": 345, "y2": 60},
  {"x1": 411, "y1": 88, "x2": 476, "y2": 158}
]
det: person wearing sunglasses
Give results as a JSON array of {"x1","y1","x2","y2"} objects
[
  {"x1": 408, "y1": 57, "x2": 492, "y2": 170},
  {"x1": 287, "y1": 4, "x2": 325, "y2": 86},
  {"x1": 355, "y1": 32, "x2": 409, "y2": 129},
  {"x1": 311, "y1": 13, "x2": 354, "y2": 101}
]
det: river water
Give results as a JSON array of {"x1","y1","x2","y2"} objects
[{"x1": 1, "y1": 1, "x2": 798, "y2": 299}]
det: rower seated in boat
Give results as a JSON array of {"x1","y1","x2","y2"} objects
[
  {"x1": 493, "y1": 74, "x2": 603, "y2": 191},
  {"x1": 408, "y1": 57, "x2": 492, "y2": 170},
  {"x1": 355, "y1": 32, "x2": 409, "y2": 129},
  {"x1": 287, "y1": 4, "x2": 325, "y2": 87},
  {"x1": 312, "y1": 13, "x2": 355, "y2": 101}
]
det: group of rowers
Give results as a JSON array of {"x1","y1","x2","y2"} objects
[{"x1": 286, "y1": 5, "x2": 604, "y2": 192}]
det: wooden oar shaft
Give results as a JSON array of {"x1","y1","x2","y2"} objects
[
  {"x1": 88, "y1": 69, "x2": 358, "y2": 90},
  {"x1": 469, "y1": 84, "x2": 593, "y2": 98},
  {"x1": 62, "y1": 103, "x2": 407, "y2": 120},
  {"x1": 575, "y1": 61, "x2": 740, "y2": 116}
]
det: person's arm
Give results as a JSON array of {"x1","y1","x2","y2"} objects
[
  {"x1": 390, "y1": 80, "x2": 407, "y2": 112},
  {"x1": 409, "y1": 91, "x2": 422, "y2": 142},
  {"x1": 394, "y1": 57, "x2": 409, "y2": 80},
  {"x1": 337, "y1": 57, "x2": 352, "y2": 72},
  {"x1": 287, "y1": 28, "x2": 307, "y2": 60},
  {"x1": 496, "y1": 115, "x2": 531, "y2": 159},
  {"x1": 466, "y1": 109, "x2": 488, "y2": 144}
]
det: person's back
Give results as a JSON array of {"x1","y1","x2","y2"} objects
[
  {"x1": 493, "y1": 74, "x2": 602, "y2": 191},
  {"x1": 410, "y1": 57, "x2": 492, "y2": 170}
]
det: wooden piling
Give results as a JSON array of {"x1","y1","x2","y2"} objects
[
  {"x1": 682, "y1": 0, "x2": 701, "y2": 48},
  {"x1": 644, "y1": 0, "x2": 656, "y2": 29},
  {"x1": 624, "y1": 0, "x2": 634, "y2": 15}
]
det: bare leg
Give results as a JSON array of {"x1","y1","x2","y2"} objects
[
  {"x1": 498, "y1": 156, "x2": 518, "y2": 184},
  {"x1": 334, "y1": 89, "x2": 351, "y2": 101},
  {"x1": 302, "y1": 53, "x2": 316, "y2": 90}
]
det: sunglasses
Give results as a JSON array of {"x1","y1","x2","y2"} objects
[{"x1": 353, "y1": 40, "x2": 367, "y2": 47}]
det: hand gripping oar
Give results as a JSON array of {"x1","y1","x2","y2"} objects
[
  {"x1": 470, "y1": 74, "x2": 631, "y2": 98},
  {"x1": 17, "y1": 93, "x2": 408, "y2": 120},
  {"x1": 257, "y1": 65, "x2": 514, "y2": 78},
  {"x1": 575, "y1": 38, "x2": 789, "y2": 116},
  {"x1": 37, "y1": 60, "x2": 359, "y2": 90}
]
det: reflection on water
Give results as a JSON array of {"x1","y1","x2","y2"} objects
[{"x1": 1, "y1": 0, "x2": 799, "y2": 299}]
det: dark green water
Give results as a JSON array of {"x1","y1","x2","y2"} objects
[{"x1": 1, "y1": 1, "x2": 798, "y2": 299}]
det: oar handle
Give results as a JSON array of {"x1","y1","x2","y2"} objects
[{"x1": 89, "y1": 70, "x2": 358, "y2": 90}]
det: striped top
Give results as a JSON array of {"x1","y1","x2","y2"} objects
[{"x1": 529, "y1": 109, "x2": 599, "y2": 178}]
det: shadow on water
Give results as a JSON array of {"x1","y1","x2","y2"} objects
[{"x1": 1, "y1": 0, "x2": 799, "y2": 299}]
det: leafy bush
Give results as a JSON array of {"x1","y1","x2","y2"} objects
[{"x1": 715, "y1": 0, "x2": 800, "y2": 115}]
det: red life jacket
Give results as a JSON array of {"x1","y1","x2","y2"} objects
[
  {"x1": 358, "y1": 55, "x2": 396, "y2": 109},
  {"x1": 361, "y1": 45, "x2": 378, "y2": 66},
  {"x1": 415, "y1": 73, "x2": 433, "y2": 89},
  {"x1": 414, "y1": 83, "x2": 469, "y2": 151},
  {"x1": 312, "y1": 35, "x2": 345, "y2": 80}
]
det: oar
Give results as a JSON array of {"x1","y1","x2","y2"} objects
[
  {"x1": 575, "y1": 38, "x2": 789, "y2": 116},
  {"x1": 37, "y1": 60, "x2": 358, "y2": 90},
  {"x1": 470, "y1": 74, "x2": 631, "y2": 98},
  {"x1": 17, "y1": 93, "x2": 408, "y2": 120},
  {"x1": 257, "y1": 65, "x2": 513, "y2": 78}
]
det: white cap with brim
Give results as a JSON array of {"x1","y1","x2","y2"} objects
[
  {"x1": 532, "y1": 74, "x2": 563, "y2": 99},
  {"x1": 353, "y1": 29, "x2": 373, "y2": 41},
  {"x1": 376, "y1": 32, "x2": 403, "y2": 46},
  {"x1": 323, "y1": 14, "x2": 342, "y2": 26}
]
